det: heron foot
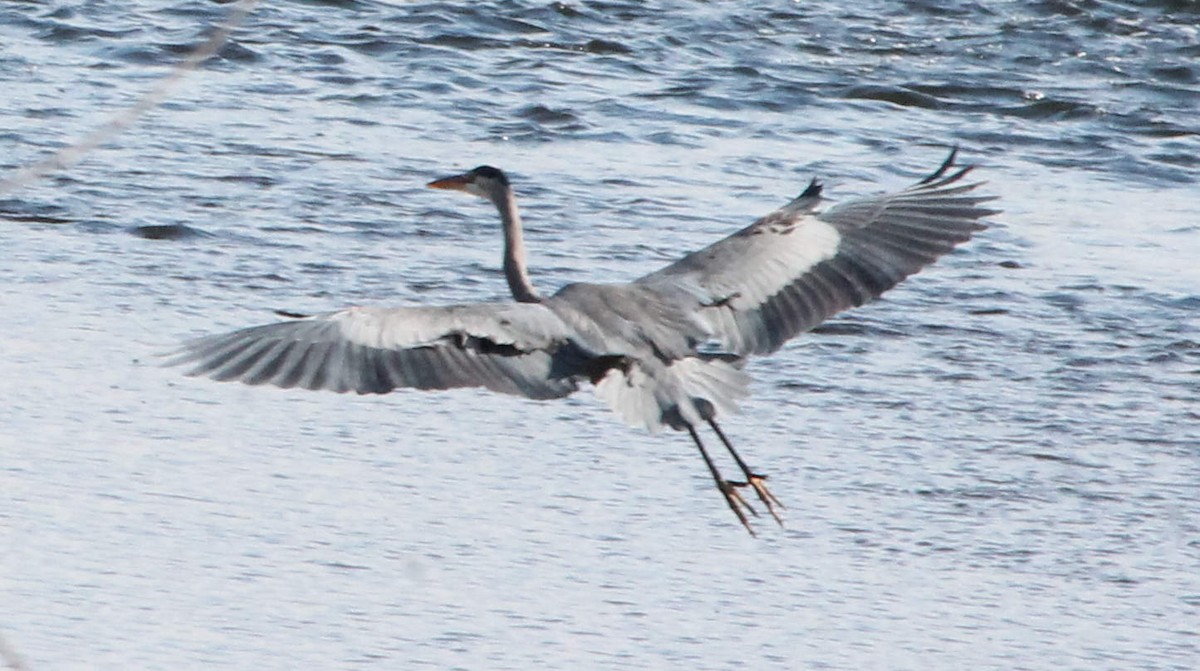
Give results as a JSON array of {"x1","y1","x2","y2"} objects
[
  {"x1": 718, "y1": 479, "x2": 759, "y2": 536},
  {"x1": 728, "y1": 473, "x2": 784, "y2": 527}
]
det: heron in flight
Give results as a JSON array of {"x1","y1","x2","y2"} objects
[{"x1": 169, "y1": 149, "x2": 996, "y2": 535}]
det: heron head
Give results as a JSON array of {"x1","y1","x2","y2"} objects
[{"x1": 427, "y1": 165, "x2": 510, "y2": 201}]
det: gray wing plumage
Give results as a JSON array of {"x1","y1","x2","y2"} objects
[
  {"x1": 166, "y1": 303, "x2": 583, "y2": 399},
  {"x1": 637, "y1": 150, "x2": 998, "y2": 356}
]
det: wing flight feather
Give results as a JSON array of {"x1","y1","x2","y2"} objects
[
  {"x1": 167, "y1": 303, "x2": 582, "y2": 399},
  {"x1": 638, "y1": 149, "x2": 998, "y2": 355}
]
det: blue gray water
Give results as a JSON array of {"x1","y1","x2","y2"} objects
[{"x1": 2, "y1": 1, "x2": 1197, "y2": 669}]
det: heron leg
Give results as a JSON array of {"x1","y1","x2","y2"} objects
[
  {"x1": 686, "y1": 424, "x2": 758, "y2": 536},
  {"x1": 707, "y1": 419, "x2": 784, "y2": 526}
]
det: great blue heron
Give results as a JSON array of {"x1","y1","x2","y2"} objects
[{"x1": 169, "y1": 149, "x2": 997, "y2": 535}]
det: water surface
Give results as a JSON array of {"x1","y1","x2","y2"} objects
[{"x1": 1, "y1": 1, "x2": 1197, "y2": 669}]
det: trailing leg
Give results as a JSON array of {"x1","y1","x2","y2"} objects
[{"x1": 686, "y1": 424, "x2": 758, "y2": 536}]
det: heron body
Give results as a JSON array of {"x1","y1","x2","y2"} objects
[{"x1": 169, "y1": 150, "x2": 997, "y2": 534}]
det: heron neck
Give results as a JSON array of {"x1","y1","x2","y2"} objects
[{"x1": 497, "y1": 187, "x2": 541, "y2": 303}]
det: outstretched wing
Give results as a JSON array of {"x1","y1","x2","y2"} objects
[
  {"x1": 637, "y1": 149, "x2": 998, "y2": 356},
  {"x1": 165, "y1": 302, "x2": 583, "y2": 400}
]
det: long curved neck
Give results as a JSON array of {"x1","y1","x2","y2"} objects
[{"x1": 494, "y1": 186, "x2": 542, "y2": 303}]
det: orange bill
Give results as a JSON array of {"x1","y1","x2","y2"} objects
[{"x1": 426, "y1": 173, "x2": 471, "y2": 190}]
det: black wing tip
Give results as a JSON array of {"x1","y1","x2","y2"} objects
[
  {"x1": 798, "y1": 176, "x2": 822, "y2": 200},
  {"x1": 916, "y1": 145, "x2": 977, "y2": 188}
]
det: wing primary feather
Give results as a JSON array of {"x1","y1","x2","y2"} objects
[
  {"x1": 804, "y1": 264, "x2": 853, "y2": 317},
  {"x1": 867, "y1": 228, "x2": 956, "y2": 260},
  {"x1": 199, "y1": 336, "x2": 268, "y2": 381},
  {"x1": 797, "y1": 177, "x2": 822, "y2": 199},
  {"x1": 242, "y1": 339, "x2": 291, "y2": 386},
  {"x1": 273, "y1": 341, "x2": 314, "y2": 389},
  {"x1": 890, "y1": 204, "x2": 995, "y2": 220},
  {"x1": 180, "y1": 335, "x2": 252, "y2": 375},
  {"x1": 832, "y1": 244, "x2": 907, "y2": 291},
  {"x1": 354, "y1": 346, "x2": 392, "y2": 395},
  {"x1": 919, "y1": 165, "x2": 974, "y2": 189},
  {"x1": 916, "y1": 147, "x2": 961, "y2": 185},
  {"x1": 321, "y1": 341, "x2": 348, "y2": 393},
  {"x1": 404, "y1": 348, "x2": 441, "y2": 390},
  {"x1": 356, "y1": 345, "x2": 385, "y2": 393},
  {"x1": 882, "y1": 213, "x2": 986, "y2": 236},
  {"x1": 744, "y1": 294, "x2": 780, "y2": 353},
  {"x1": 215, "y1": 338, "x2": 282, "y2": 382},
  {"x1": 432, "y1": 345, "x2": 469, "y2": 388},
  {"x1": 381, "y1": 349, "x2": 412, "y2": 388},
  {"x1": 394, "y1": 349, "x2": 428, "y2": 389},
  {"x1": 472, "y1": 349, "x2": 525, "y2": 393},
  {"x1": 812, "y1": 259, "x2": 873, "y2": 307},
  {"x1": 765, "y1": 282, "x2": 811, "y2": 339},
  {"x1": 298, "y1": 341, "x2": 335, "y2": 391},
  {"x1": 825, "y1": 255, "x2": 892, "y2": 298}
]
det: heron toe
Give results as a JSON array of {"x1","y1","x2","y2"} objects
[
  {"x1": 739, "y1": 474, "x2": 784, "y2": 526},
  {"x1": 718, "y1": 479, "x2": 760, "y2": 536}
]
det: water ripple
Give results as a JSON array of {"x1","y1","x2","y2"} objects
[{"x1": 1, "y1": 2, "x2": 1197, "y2": 670}]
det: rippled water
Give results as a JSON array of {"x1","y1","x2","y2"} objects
[{"x1": 2, "y1": 1, "x2": 1197, "y2": 669}]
